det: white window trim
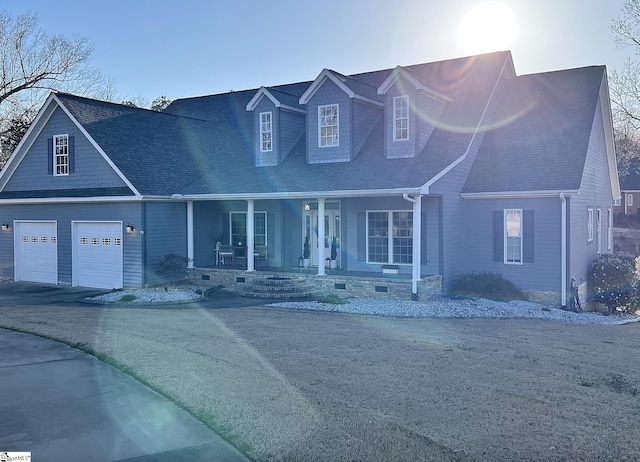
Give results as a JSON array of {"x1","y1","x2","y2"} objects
[
  {"x1": 229, "y1": 211, "x2": 267, "y2": 246},
  {"x1": 365, "y1": 210, "x2": 413, "y2": 265},
  {"x1": 587, "y1": 207, "x2": 594, "y2": 242},
  {"x1": 393, "y1": 95, "x2": 409, "y2": 142},
  {"x1": 259, "y1": 111, "x2": 272, "y2": 152},
  {"x1": 504, "y1": 209, "x2": 523, "y2": 265},
  {"x1": 607, "y1": 208, "x2": 613, "y2": 250},
  {"x1": 627, "y1": 193, "x2": 633, "y2": 207},
  {"x1": 596, "y1": 208, "x2": 602, "y2": 254},
  {"x1": 614, "y1": 198, "x2": 621, "y2": 206},
  {"x1": 318, "y1": 104, "x2": 339, "y2": 148},
  {"x1": 53, "y1": 134, "x2": 69, "y2": 176}
]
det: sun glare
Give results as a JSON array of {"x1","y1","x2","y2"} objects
[{"x1": 458, "y1": 2, "x2": 515, "y2": 55}]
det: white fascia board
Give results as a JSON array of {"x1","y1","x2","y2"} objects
[
  {"x1": 461, "y1": 190, "x2": 578, "y2": 199},
  {"x1": 300, "y1": 70, "x2": 354, "y2": 104},
  {"x1": 245, "y1": 87, "x2": 279, "y2": 111},
  {"x1": 0, "y1": 195, "x2": 144, "y2": 205},
  {"x1": 246, "y1": 87, "x2": 306, "y2": 113},
  {"x1": 377, "y1": 67, "x2": 451, "y2": 102},
  {"x1": 52, "y1": 94, "x2": 142, "y2": 197},
  {"x1": 0, "y1": 93, "x2": 58, "y2": 191},
  {"x1": 176, "y1": 188, "x2": 423, "y2": 201},
  {"x1": 599, "y1": 71, "x2": 622, "y2": 200}
]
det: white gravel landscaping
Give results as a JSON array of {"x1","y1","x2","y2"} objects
[
  {"x1": 85, "y1": 286, "x2": 639, "y2": 325},
  {"x1": 86, "y1": 285, "x2": 207, "y2": 304},
  {"x1": 268, "y1": 296, "x2": 640, "y2": 325}
]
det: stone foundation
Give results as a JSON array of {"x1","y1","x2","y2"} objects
[{"x1": 188, "y1": 268, "x2": 442, "y2": 300}]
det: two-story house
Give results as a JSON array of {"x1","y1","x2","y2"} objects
[{"x1": 0, "y1": 51, "x2": 620, "y2": 307}]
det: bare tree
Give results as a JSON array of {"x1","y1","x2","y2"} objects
[
  {"x1": 0, "y1": 11, "x2": 115, "y2": 168},
  {"x1": 612, "y1": 1, "x2": 640, "y2": 133}
]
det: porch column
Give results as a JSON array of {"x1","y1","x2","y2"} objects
[
  {"x1": 403, "y1": 193, "x2": 422, "y2": 298},
  {"x1": 412, "y1": 196, "x2": 422, "y2": 298},
  {"x1": 246, "y1": 199, "x2": 255, "y2": 272},
  {"x1": 317, "y1": 198, "x2": 325, "y2": 275},
  {"x1": 187, "y1": 201, "x2": 194, "y2": 268}
]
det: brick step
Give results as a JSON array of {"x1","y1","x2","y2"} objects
[{"x1": 240, "y1": 276, "x2": 316, "y2": 300}]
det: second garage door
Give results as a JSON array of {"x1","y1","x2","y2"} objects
[{"x1": 73, "y1": 222, "x2": 123, "y2": 289}]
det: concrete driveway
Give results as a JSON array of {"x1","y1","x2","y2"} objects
[{"x1": 0, "y1": 283, "x2": 248, "y2": 462}]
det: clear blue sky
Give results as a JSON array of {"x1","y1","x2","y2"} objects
[{"x1": 10, "y1": 0, "x2": 635, "y2": 103}]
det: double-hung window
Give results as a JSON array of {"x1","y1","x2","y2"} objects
[
  {"x1": 230, "y1": 212, "x2": 267, "y2": 247},
  {"x1": 54, "y1": 134, "x2": 69, "y2": 176},
  {"x1": 505, "y1": 209, "x2": 522, "y2": 264},
  {"x1": 367, "y1": 211, "x2": 413, "y2": 264},
  {"x1": 627, "y1": 194, "x2": 633, "y2": 207},
  {"x1": 319, "y1": 104, "x2": 339, "y2": 147},
  {"x1": 393, "y1": 95, "x2": 409, "y2": 141},
  {"x1": 260, "y1": 112, "x2": 272, "y2": 152},
  {"x1": 587, "y1": 208, "x2": 594, "y2": 242}
]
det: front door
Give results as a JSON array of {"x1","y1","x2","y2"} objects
[{"x1": 304, "y1": 202, "x2": 341, "y2": 267}]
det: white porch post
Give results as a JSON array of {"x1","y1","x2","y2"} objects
[
  {"x1": 317, "y1": 198, "x2": 325, "y2": 275},
  {"x1": 187, "y1": 201, "x2": 194, "y2": 268},
  {"x1": 412, "y1": 196, "x2": 422, "y2": 298},
  {"x1": 246, "y1": 199, "x2": 255, "y2": 272},
  {"x1": 403, "y1": 193, "x2": 422, "y2": 298}
]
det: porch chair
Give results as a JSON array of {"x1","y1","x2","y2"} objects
[
  {"x1": 254, "y1": 245, "x2": 267, "y2": 268},
  {"x1": 217, "y1": 243, "x2": 233, "y2": 266}
]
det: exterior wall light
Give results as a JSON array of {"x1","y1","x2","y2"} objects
[
  {"x1": 125, "y1": 224, "x2": 134, "y2": 234},
  {"x1": 1, "y1": 223, "x2": 8, "y2": 231}
]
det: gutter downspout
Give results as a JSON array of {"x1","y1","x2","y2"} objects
[
  {"x1": 403, "y1": 193, "x2": 422, "y2": 299},
  {"x1": 560, "y1": 193, "x2": 567, "y2": 306}
]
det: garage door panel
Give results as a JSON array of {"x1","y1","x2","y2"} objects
[
  {"x1": 15, "y1": 222, "x2": 58, "y2": 285},
  {"x1": 74, "y1": 222, "x2": 123, "y2": 289}
]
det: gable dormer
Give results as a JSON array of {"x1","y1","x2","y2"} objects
[
  {"x1": 377, "y1": 66, "x2": 451, "y2": 159},
  {"x1": 299, "y1": 69, "x2": 383, "y2": 164},
  {"x1": 246, "y1": 87, "x2": 305, "y2": 167}
]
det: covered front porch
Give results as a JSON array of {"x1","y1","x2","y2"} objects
[{"x1": 180, "y1": 191, "x2": 442, "y2": 299}]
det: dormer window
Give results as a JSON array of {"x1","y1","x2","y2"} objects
[
  {"x1": 319, "y1": 104, "x2": 339, "y2": 147},
  {"x1": 393, "y1": 96, "x2": 409, "y2": 141},
  {"x1": 54, "y1": 134, "x2": 69, "y2": 176},
  {"x1": 260, "y1": 112, "x2": 272, "y2": 152}
]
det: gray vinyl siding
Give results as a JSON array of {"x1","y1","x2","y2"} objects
[
  {"x1": 0, "y1": 202, "x2": 143, "y2": 286},
  {"x1": 569, "y1": 91, "x2": 614, "y2": 286},
  {"x1": 429, "y1": 66, "x2": 508, "y2": 290},
  {"x1": 280, "y1": 109, "x2": 305, "y2": 163},
  {"x1": 306, "y1": 81, "x2": 352, "y2": 164},
  {"x1": 144, "y1": 202, "x2": 187, "y2": 285},
  {"x1": 352, "y1": 101, "x2": 382, "y2": 158},
  {"x1": 457, "y1": 197, "x2": 562, "y2": 292},
  {"x1": 254, "y1": 99, "x2": 279, "y2": 167},
  {"x1": 4, "y1": 106, "x2": 128, "y2": 192}
]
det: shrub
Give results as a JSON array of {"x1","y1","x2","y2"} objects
[
  {"x1": 448, "y1": 272, "x2": 527, "y2": 302},
  {"x1": 155, "y1": 253, "x2": 190, "y2": 286},
  {"x1": 588, "y1": 252, "x2": 638, "y2": 314}
]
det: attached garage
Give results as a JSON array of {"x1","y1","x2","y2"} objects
[
  {"x1": 14, "y1": 221, "x2": 58, "y2": 284},
  {"x1": 72, "y1": 221, "x2": 123, "y2": 289}
]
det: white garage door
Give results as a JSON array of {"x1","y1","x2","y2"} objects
[
  {"x1": 73, "y1": 222, "x2": 123, "y2": 289},
  {"x1": 14, "y1": 221, "x2": 58, "y2": 284}
]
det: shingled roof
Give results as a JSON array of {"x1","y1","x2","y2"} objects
[
  {"x1": 462, "y1": 66, "x2": 605, "y2": 194},
  {"x1": 47, "y1": 51, "x2": 555, "y2": 198}
]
